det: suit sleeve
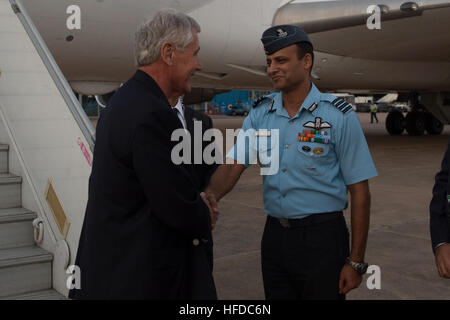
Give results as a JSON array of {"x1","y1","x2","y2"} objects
[
  {"x1": 132, "y1": 110, "x2": 211, "y2": 239},
  {"x1": 430, "y1": 140, "x2": 450, "y2": 250}
]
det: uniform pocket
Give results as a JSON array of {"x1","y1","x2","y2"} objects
[
  {"x1": 296, "y1": 142, "x2": 331, "y2": 175},
  {"x1": 297, "y1": 142, "x2": 330, "y2": 158}
]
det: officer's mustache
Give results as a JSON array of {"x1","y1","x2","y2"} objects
[{"x1": 270, "y1": 72, "x2": 284, "y2": 79}]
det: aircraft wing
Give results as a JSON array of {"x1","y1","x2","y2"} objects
[{"x1": 274, "y1": 0, "x2": 450, "y2": 63}]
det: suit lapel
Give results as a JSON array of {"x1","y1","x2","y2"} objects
[
  {"x1": 184, "y1": 107, "x2": 195, "y2": 136},
  {"x1": 181, "y1": 107, "x2": 200, "y2": 189}
]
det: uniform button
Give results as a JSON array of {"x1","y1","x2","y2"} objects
[
  {"x1": 285, "y1": 144, "x2": 290, "y2": 149},
  {"x1": 193, "y1": 239, "x2": 199, "y2": 246},
  {"x1": 282, "y1": 168, "x2": 287, "y2": 172}
]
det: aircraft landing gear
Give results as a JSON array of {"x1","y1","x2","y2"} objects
[
  {"x1": 386, "y1": 110, "x2": 404, "y2": 135},
  {"x1": 405, "y1": 111, "x2": 426, "y2": 136},
  {"x1": 424, "y1": 113, "x2": 444, "y2": 135},
  {"x1": 386, "y1": 110, "x2": 444, "y2": 136}
]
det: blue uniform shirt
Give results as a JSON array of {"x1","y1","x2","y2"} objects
[{"x1": 226, "y1": 83, "x2": 378, "y2": 219}]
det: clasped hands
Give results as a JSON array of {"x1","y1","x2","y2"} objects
[{"x1": 200, "y1": 190, "x2": 219, "y2": 230}]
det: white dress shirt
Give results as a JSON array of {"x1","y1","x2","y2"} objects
[{"x1": 172, "y1": 98, "x2": 187, "y2": 130}]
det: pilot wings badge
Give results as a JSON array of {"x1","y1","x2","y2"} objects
[
  {"x1": 303, "y1": 117, "x2": 332, "y2": 130},
  {"x1": 277, "y1": 28, "x2": 288, "y2": 38}
]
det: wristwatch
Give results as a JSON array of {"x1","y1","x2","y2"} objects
[{"x1": 345, "y1": 257, "x2": 369, "y2": 275}]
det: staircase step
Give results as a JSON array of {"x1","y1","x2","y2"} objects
[
  {"x1": 0, "y1": 246, "x2": 53, "y2": 298},
  {"x1": 0, "y1": 208, "x2": 37, "y2": 249},
  {"x1": 1, "y1": 289, "x2": 66, "y2": 300},
  {"x1": 0, "y1": 174, "x2": 21, "y2": 209},
  {"x1": 0, "y1": 144, "x2": 8, "y2": 174},
  {"x1": 0, "y1": 207, "x2": 36, "y2": 223}
]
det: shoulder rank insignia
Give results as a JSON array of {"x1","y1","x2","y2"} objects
[
  {"x1": 330, "y1": 98, "x2": 353, "y2": 114},
  {"x1": 253, "y1": 96, "x2": 270, "y2": 109},
  {"x1": 308, "y1": 102, "x2": 318, "y2": 112},
  {"x1": 303, "y1": 117, "x2": 332, "y2": 130},
  {"x1": 253, "y1": 96, "x2": 275, "y2": 113}
]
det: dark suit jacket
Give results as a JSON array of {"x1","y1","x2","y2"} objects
[
  {"x1": 182, "y1": 107, "x2": 218, "y2": 275},
  {"x1": 430, "y1": 139, "x2": 450, "y2": 251},
  {"x1": 184, "y1": 106, "x2": 218, "y2": 192},
  {"x1": 69, "y1": 70, "x2": 216, "y2": 299}
]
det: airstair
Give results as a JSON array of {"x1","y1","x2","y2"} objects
[
  {"x1": 0, "y1": 145, "x2": 62, "y2": 299},
  {"x1": 0, "y1": 0, "x2": 95, "y2": 299}
]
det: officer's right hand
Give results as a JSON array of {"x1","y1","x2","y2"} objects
[{"x1": 435, "y1": 243, "x2": 450, "y2": 279}]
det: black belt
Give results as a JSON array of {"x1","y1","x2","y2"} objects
[{"x1": 268, "y1": 211, "x2": 343, "y2": 228}]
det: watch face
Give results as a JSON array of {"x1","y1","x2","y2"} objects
[
  {"x1": 346, "y1": 258, "x2": 368, "y2": 274},
  {"x1": 359, "y1": 263, "x2": 369, "y2": 274}
]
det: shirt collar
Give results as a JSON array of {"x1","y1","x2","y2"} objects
[
  {"x1": 273, "y1": 82, "x2": 321, "y2": 118},
  {"x1": 173, "y1": 98, "x2": 185, "y2": 118},
  {"x1": 300, "y1": 82, "x2": 321, "y2": 113}
]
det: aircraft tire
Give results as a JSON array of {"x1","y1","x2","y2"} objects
[
  {"x1": 386, "y1": 110, "x2": 404, "y2": 135},
  {"x1": 425, "y1": 113, "x2": 444, "y2": 135},
  {"x1": 405, "y1": 111, "x2": 426, "y2": 136}
]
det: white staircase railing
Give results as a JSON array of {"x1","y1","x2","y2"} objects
[
  {"x1": 0, "y1": 0, "x2": 96, "y2": 296},
  {"x1": 9, "y1": 0, "x2": 95, "y2": 151}
]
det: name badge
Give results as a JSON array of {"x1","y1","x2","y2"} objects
[{"x1": 255, "y1": 130, "x2": 271, "y2": 137}]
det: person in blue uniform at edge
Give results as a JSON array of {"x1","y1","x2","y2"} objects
[
  {"x1": 430, "y1": 141, "x2": 450, "y2": 279},
  {"x1": 203, "y1": 25, "x2": 378, "y2": 300}
]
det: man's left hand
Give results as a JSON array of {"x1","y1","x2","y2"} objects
[
  {"x1": 339, "y1": 264, "x2": 363, "y2": 295},
  {"x1": 200, "y1": 192, "x2": 219, "y2": 230}
]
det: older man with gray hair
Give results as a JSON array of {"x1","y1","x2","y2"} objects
[{"x1": 69, "y1": 9, "x2": 217, "y2": 300}]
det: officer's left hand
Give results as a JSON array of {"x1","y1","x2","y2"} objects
[
  {"x1": 435, "y1": 243, "x2": 450, "y2": 278},
  {"x1": 339, "y1": 264, "x2": 363, "y2": 295}
]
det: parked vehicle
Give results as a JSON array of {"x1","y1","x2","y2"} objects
[{"x1": 223, "y1": 104, "x2": 249, "y2": 116}]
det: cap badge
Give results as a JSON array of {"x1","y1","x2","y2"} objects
[{"x1": 276, "y1": 28, "x2": 288, "y2": 38}]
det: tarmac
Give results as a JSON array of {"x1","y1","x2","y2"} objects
[{"x1": 210, "y1": 112, "x2": 450, "y2": 300}]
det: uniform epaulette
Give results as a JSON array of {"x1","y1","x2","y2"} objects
[
  {"x1": 253, "y1": 96, "x2": 271, "y2": 109},
  {"x1": 321, "y1": 95, "x2": 353, "y2": 114}
]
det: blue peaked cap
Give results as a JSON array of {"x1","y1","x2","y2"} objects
[{"x1": 261, "y1": 25, "x2": 313, "y2": 55}]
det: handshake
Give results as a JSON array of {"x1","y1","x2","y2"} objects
[{"x1": 200, "y1": 190, "x2": 220, "y2": 230}]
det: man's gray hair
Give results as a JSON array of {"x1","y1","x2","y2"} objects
[{"x1": 134, "y1": 9, "x2": 201, "y2": 67}]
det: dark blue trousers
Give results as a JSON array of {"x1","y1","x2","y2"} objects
[{"x1": 261, "y1": 212, "x2": 350, "y2": 300}]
